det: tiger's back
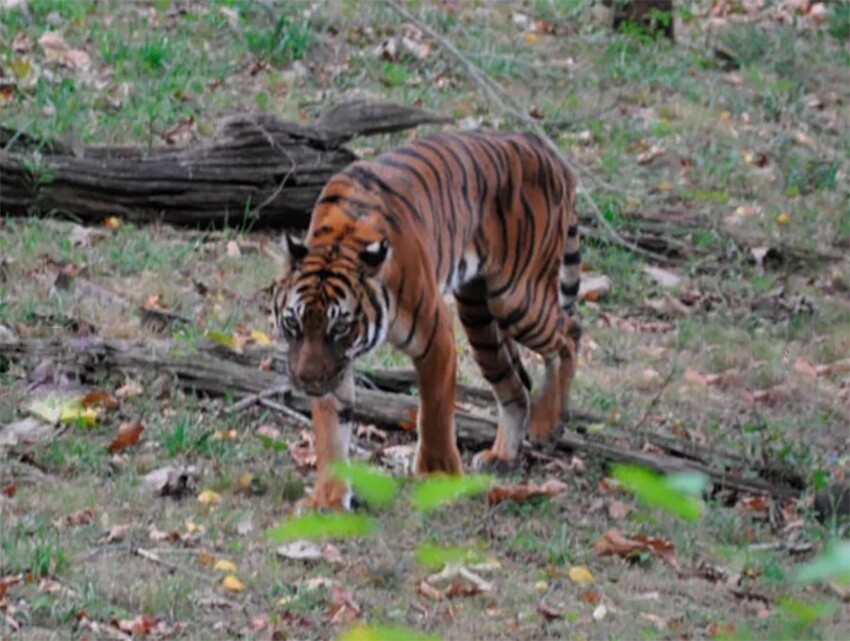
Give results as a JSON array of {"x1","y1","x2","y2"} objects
[{"x1": 274, "y1": 131, "x2": 581, "y2": 509}]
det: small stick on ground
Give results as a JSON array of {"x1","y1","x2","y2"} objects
[
  {"x1": 225, "y1": 383, "x2": 290, "y2": 414},
  {"x1": 133, "y1": 547, "x2": 215, "y2": 584},
  {"x1": 634, "y1": 366, "x2": 677, "y2": 432},
  {"x1": 258, "y1": 397, "x2": 312, "y2": 426}
]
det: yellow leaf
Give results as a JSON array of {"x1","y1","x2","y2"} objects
[
  {"x1": 213, "y1": 559, "x2": 237, "y2": 573},
  {"x1": 568, "y1": 565, "x2": 594, "y2": 585},
  {"x1": 104, "y1": 216, "x2": 122, "y2": 230},
  {"x1": 197, "y1": 551, "x2": 215, "y2": 566},
  {"x1": 742, "y1": 149, "x2": 753, "y2": 165},
  {"x1": 211, "y1": 429, "x2": 238, "y2": 441},
  {"x1": 237, "y1": 472, "x2": 253, "y2": 491},
  {"x1": 250, "y1": 329, "x2": 271, "y2": 345},
  {"x1": 204, "y1": 330, "x2": 237, "y2": 350},
  {"x1": 60, "y1": 405, "x2": 99, "y2": 426},
  {"x1": 524, "y1": 32, "x2": 538, "y2": 43},
  {"x1": 185, "y1": 519, "x2": 203, "y2": 534},
  {"x1": 776, "y1": 212, "x2": 791, "y2": 224},
  {"x1": 534, "y1": 580, "x2": 548, "y2": 593},
  {"x1": 10, "y1": 58, "x2": 32, "y2": 80},
  {"x1": 197, "y1": 490, "x2": 222, "y2": 505},
  {"x1": 220, "y1": 574, "x2": 244, "y2": 592}
]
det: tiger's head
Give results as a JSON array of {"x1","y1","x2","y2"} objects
[{"x1": 273, "y1": 227, "x2": 392, "y2": 397}]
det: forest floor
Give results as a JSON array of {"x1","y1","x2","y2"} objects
[{"x1": 1, "y1": 1, "x2": 849, "y2": 639}]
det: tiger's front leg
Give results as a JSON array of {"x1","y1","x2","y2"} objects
[
  {"x1": 410, "y1": 301, "x2": 463, "y2": 476},
  {"x1": 298, "y1": 371, "x2": 355, "y2": 511}
]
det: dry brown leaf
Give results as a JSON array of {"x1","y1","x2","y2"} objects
[
  {"x1": 114, "y1": 615, "x2": 159, "y2": 635},
  {"x1": 65, "y1": 507, "x2": 96, "y2": 527},
  {"x1": 445, "y1": 579, "x2": 481, "y2": 599},
  {"x1": 642, "y1": 265, "x2": 682, "y2": 288},
  {"x1": 38, "y1": 31, "x2": 91, "y2": 69},
  {"x1": 161, "y1": 116, "x2": 197, "y2": 146},
  {"x1": 579, "y1": 274, "x2": 612, "y2": 301},
  {"x1": 417, "y1": 579, "x2": 445, "y2": 601},
  {"x1": 108, "y1": 421, "x2": 144, "y2": 453},
  {"x1": 149, "y1": 526, "x2": 181, "y2": 543},
  {"x1": 12, "y1": 32, "x2": 31, "y2": 53},
  {"x1": 645, "y1": 292, "x2": 691, "y2": 317},
  {"x1": 486, "y1": 478, "x2": 568, "y2": 506},
  {"x1": 398, "y1": 407, "x2": 418, "y2": 432},
  {"x1": 99, "y1": 524, "x2": 130, "y2": 544},
  {"x1": 288, "y1": 429, "x2": 317, "y2": 468},
  {"x1": 115, "y1": 380, "x2": 142, "y2": 400},
  {"x1": 793, "y1": 357, "x2": 819, "y2": 378},
  {"x1": 356, "y1": 424, "x2": 388, "y2": 443},
  {"x1": 683, "y1": 367, "x2": 709, "y2": 387},
  {"x1": 81, "y1": 390, "x2": 119, "y2": 409},
  {"x1": 3, "y1": 484, "x2": 16, "y2": 498},
  {"x1": 579, "y1": 590, "x2": 601, "y2": 605},
  {"x1": 607, "y1": 500, "x2": 632, "y2": 520},
  {"x1": 637, "y1": 145, "x2": 666, "y2": 165},
  {"x1": 536, "y1": 601, "x2": 563, "y2": 621},
  {"x1": 736, "y1": 495, "x2": 770, "y2": 514}
]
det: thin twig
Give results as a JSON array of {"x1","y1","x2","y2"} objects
[
  {"x1": 133, "y1": 547, "x2": 215, "y2": 584},
  {"x1": 226, "y1": 383, "x2": 290, "y2": 414},
  {"x1": 634, "y1": 366, "x2": 677, "y2": 432},
  {"x1": 384, "y1": 0, "x2": 670, "y2": 264},
  {"x1": 259, "y1": 397, "x2": 312, "y2": 426}
]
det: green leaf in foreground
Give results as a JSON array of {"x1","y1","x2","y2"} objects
[
  {"x1": 338, "y1": 624, "x2": 440, "y2": 641},
  {"x1": 777, "y1": 597, "x2": 837, "y2": 626},
  {"x1": 794, "y1": 540, "x2": 850, "y2": 585},
  {"x1": 331, "y1": 461, "x2": 397, "y2": 508},
  {"x1": 411, "y1": 474, "x2": 493, "y2": 513},
  {"x1": 414, "y1": 542, "x2": 484, "y2": 569},
  {"x1": 266, "y1": 513, "x2": 377, "y2": 543},
  {"x1": 611, "y1": 465, "x2": 705, "y2": 522}
]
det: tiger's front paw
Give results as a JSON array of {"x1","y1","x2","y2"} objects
[
  {"x1": 296, "y1": 479, "x2": 352, "y2": 513},
  {"x1": 471, "y1": 449, "x2": 519, "y2": 475},
  {"x1": 414, "y1": 445, "x2": 463, "y2": 476}
]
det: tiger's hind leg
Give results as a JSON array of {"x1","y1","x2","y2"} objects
[
  {"x1": 489, "y1": 287, "x2": 581, "y2": 447},
  {"x1": 455, "y1": 278, "x2": 531, "y2": 474}
]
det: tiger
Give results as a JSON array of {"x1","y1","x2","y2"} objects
[{"x1": 272, "y1": 131, "x2": 582, "y2": 510}]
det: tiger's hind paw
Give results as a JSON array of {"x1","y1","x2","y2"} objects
[
  {"x1": 471, "y1": 449, "x2": 519, "y2": 476},
  {"x1": 528, "y1": 419, "x2": 566, "y2": 450}
]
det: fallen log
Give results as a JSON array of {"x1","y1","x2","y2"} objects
[
  {"x1": 0, "y1": 336, "x2": 801, "y2": 498},
  {"x1": 0, "y1": 100, "x2": 451, "y2": 230}
]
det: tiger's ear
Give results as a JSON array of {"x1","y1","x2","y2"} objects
[
  {"x1": 359, "y1": 238, "x2": 391, "y2": 276},
  {"x1": 280, "y1": 232, "x2": 308, "y2": 273}
]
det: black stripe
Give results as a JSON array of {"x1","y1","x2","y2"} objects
[
  {"x1": 467, "y1": 338, "x2": 502, "y2": 352},
  {"x1": 413, "y1": 311, "x2": 441, "y2": 362},
  {"x1": 458, "y1": 311, "x2": 492, "y2": 328},
  {"x1": 483, "y1": 364, "x2": 513, "y2": 385},
  {"x1": 563, "y1": 250, "x2": 581, "y2": 265},
  {"x1": 567, "y1": 224, "x2": 579, "y2": 238},
  {"x1": 339, "y1": 407, "x2": 353, "y2": 423},
  {"x1": 399, "y1": 290, "x2": 425, "y2": 349},
  {"x1": 346, "y1": 166, "x2": 423, "y2": 225},
  {"x1": 497, "y1": 306, "x2": 526, "y2": 331},
  {"x1": 560, "y1": 280, "x2": 580, "y2": 297}
]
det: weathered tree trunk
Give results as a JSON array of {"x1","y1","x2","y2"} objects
[
  {"x1": 0, "y1": 336, "x2": 803, "y2": 498},
  {"x1": 0, "y1": 101, "x2": 450, "y2": 230}
]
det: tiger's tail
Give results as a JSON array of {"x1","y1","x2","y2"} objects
[{"x1": 558, "y1": 164, "x2": 581, "y2": 315}]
